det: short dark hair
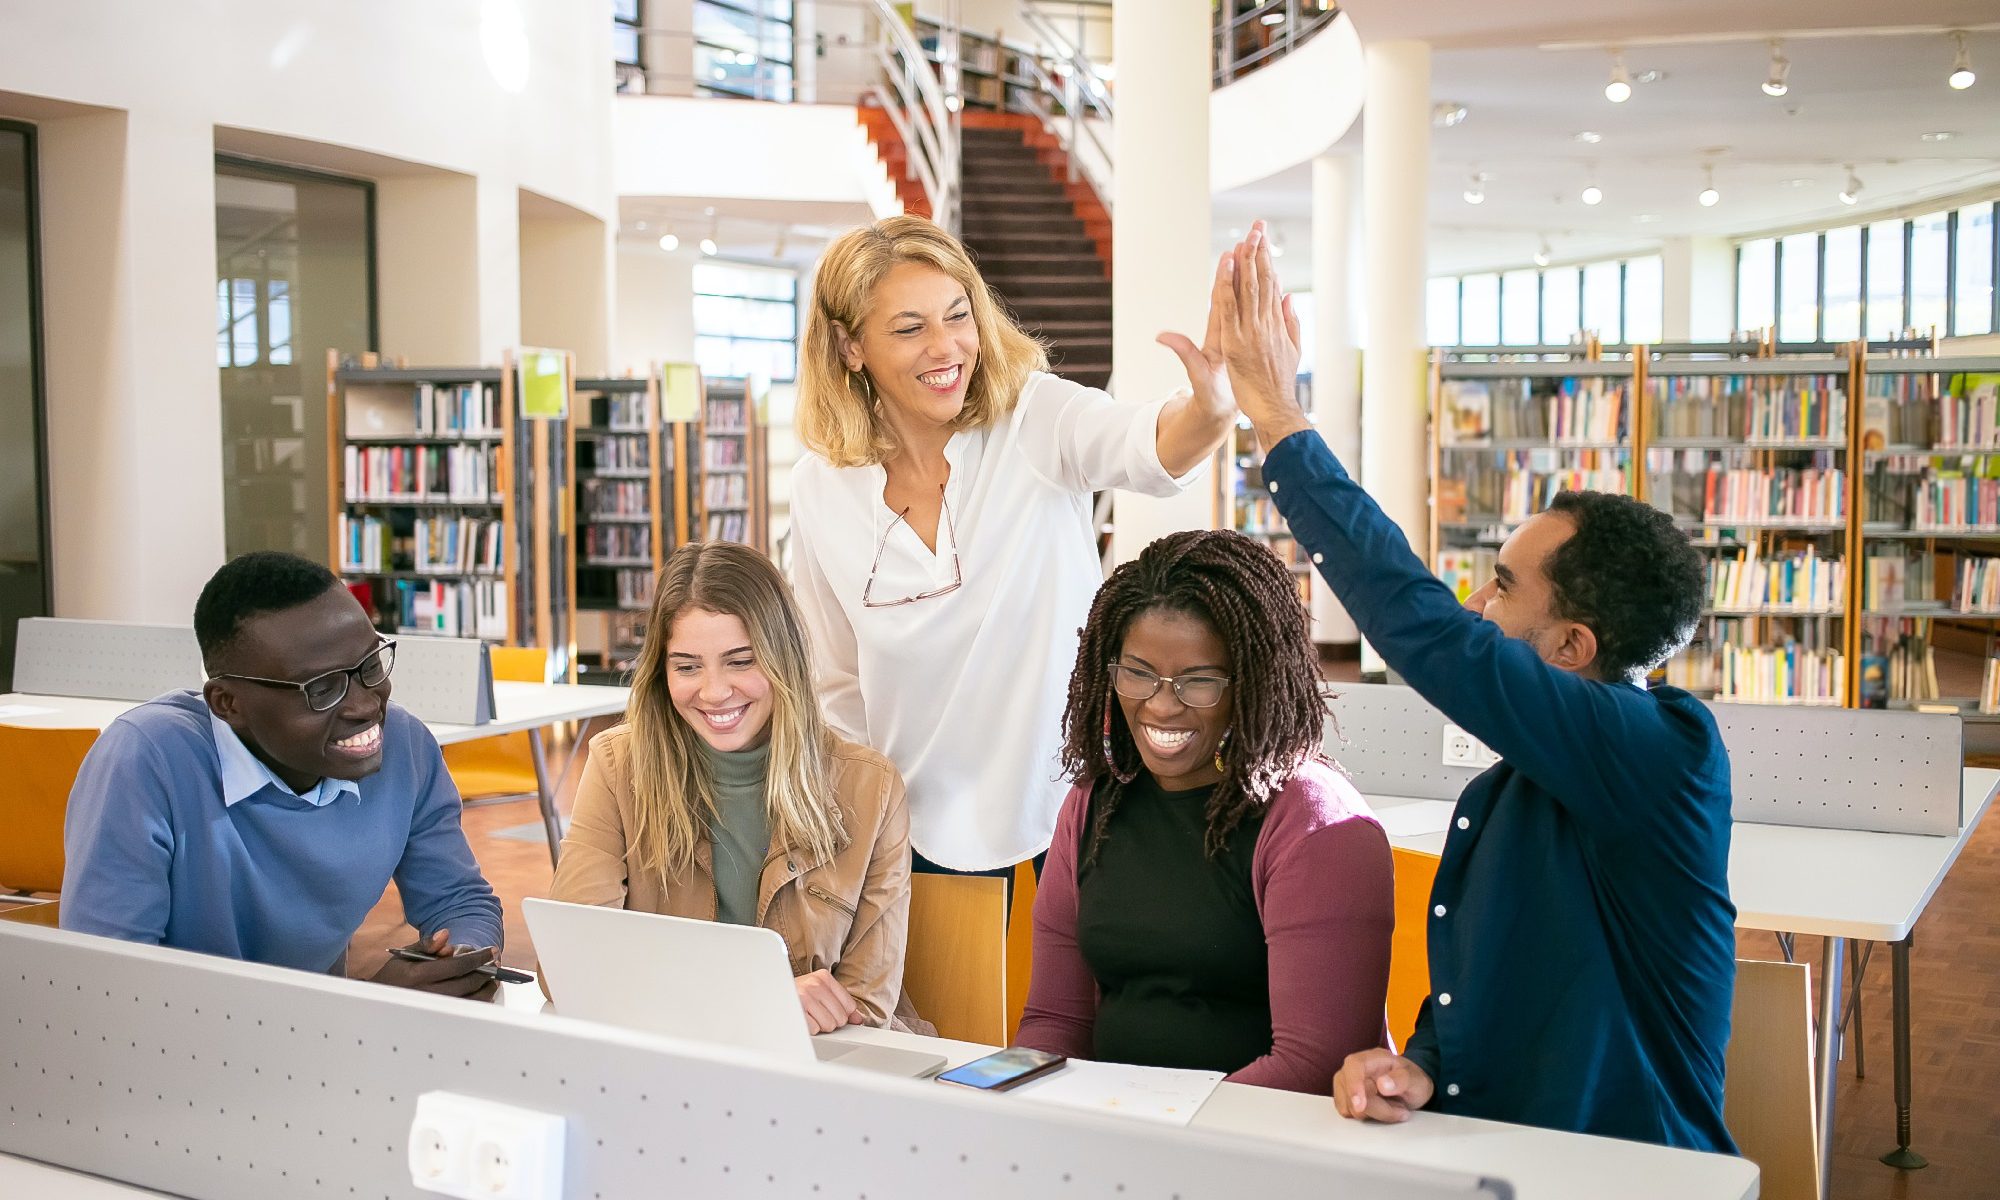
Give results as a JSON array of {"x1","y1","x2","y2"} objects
[
  {"x1": 1541, "y1": 491, "x2": 1705, "y2": 681},
  {"x1": 194, "y1": 551, "x2": 342, "y2": 664}
]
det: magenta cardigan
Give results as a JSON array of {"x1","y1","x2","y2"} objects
[{"x1": 1015, "y1": 757, "x2": 1394, "y2": 1094}]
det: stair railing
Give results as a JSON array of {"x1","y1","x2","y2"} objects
[
  {"x1": 1017, "y1": 2, "x2": 1113, "y2": 203},
  {"x1": 866, "y1": 0, "x2": 961, "y2": 235}
]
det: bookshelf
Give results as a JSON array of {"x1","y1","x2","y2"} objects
[
  {"x1": 326, "y1": 350, "x2": 575, "y2": 674},
  {"x1": 572, "y1": 374, "x2": 694, "y2": 680},
  {"x1": 912, "y1": 20, "x2": 1045, "y2": 113},
  {"x1": 1215, "y1": 414, "x2": 1314, "y2": 617},
  {"x1": 696, "y1": 376, "x2": 768, "y2": 552}
]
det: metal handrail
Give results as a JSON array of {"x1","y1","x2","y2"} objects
[
  {"x1": 1016, "y1": 1, "x2": 1113, "y2": 199},
  {"x1": 866, "y1": 0, "x2": 960, "y2": 233}
]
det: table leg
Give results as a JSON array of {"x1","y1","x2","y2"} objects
[
  {"x1": 552, "y1": 715, "x2": 599, "y2": 805},
  {"x1": 1815, "y1": 935, "x2": 1844, "y2": 1200},
  {"x1": 1880, "y1": 935, "x2": 1928, "y2": 1170},
  {"x1": 1849, "y1": 941, "x2": 1866, "y2": 1080},
  {"x1": 529, "y1": 728, "x2": 560, "y2": 870}
]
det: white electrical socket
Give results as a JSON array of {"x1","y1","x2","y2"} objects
[
  {"x1": 1441, "y1": 723, "x2": 1501, "y2": 769},
  {"x1": 409, "y1": 1091, "x2": 566, "y2": 1200}
]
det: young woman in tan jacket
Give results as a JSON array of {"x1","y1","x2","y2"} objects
[{"x1": 546, "y1": 540, "x2": 921, "y2": 1033}]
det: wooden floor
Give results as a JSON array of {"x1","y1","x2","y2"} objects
[{"x1": 353, "y1": 720, "x2": 2000, "y2": 1199}]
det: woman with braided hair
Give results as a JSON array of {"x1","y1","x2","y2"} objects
[{"x1": 1014, "y1": 528, "x2": 1394, "y2": 1094}]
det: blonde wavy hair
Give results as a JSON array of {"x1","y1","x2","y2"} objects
[
  {"x1": 625, "y1": 541, "x2": 843, "y2": 880},
  {"x1": 798, "y1": 215, "x2": 1049, "y2": 467}
]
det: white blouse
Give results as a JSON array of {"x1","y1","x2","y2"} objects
[{"x1": 789, "y1": 372, "x2": 1200, "y2": 870}]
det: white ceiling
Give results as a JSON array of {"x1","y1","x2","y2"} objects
[
  {"x1": 1216, "y1": 3, "x2": 2000, "y2": 278},
  {"x1": 616, "y1": 195, "x2": 868, "y2": 267}
]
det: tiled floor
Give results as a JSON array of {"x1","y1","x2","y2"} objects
[{"x1": 353, "y1": 718, "x2": 2000, "y2": 1199}]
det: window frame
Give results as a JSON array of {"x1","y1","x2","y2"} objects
[
  {"x1": 0, "y1": 118, "x2": 52, "y2": 632},
  {"x1": 693, "y1": 260, "x2": 800, "y2": 383}
]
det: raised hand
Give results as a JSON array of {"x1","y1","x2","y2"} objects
[{"x1": 1216, "y1": 220, "x2": 1312, "y2": 452}]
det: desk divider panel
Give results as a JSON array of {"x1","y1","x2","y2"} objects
[
  {"x1": 12, "y1": 618, "x2": 204, "y2": 701},
  {"x1": 389, "y1": 636, "x2": 495, "y2": 726},
  {"x1": 1323, "y1": 682, "x2": 1962, "y2": 836},
  {"x1": 0, "y1": 925, "x2": 1509, "y2": 1200}
]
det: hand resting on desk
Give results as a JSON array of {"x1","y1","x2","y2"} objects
[
  {"x1": 370, "y1": 927, "x2": 499, "y2": 1002},
  {"x1": 795, "y1": 968, "x2": 867, "y2": 1033},
  {"x1": 1332, "y1": 1049, "x2": 1435, "y2": 1124}
]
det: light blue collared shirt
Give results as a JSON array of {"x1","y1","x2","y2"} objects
[{"x1": 209, "y1": 713, "x2": 360, "y2": 809}]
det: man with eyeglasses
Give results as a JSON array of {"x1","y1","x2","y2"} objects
[{"x1": 61, "y1": 552, "x2": 504, "y2": 999}]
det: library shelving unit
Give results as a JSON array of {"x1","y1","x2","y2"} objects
[
  {"x1": 1853, "y1": 353, "x2": 2000, "y2": 725},
  {"x1": 326, "y1": 350, "x2": 575, "y2": 673},
  {"x1": 1213, "y1": 378, "x2": 1324, "y2": 626},
  {"x1": 696, "y1": 376, "x2": 768, "y2": 552},
  {"x1": 572, "y1": 374, "x2": 694, "y2": 680},
  {"x1": 911, "y1": 18, "x2": 1043, "y2": 113}
]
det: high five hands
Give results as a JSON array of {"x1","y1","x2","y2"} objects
[{"x1": 1158, "y1": 220, "x2": 1315, "y2": 453}]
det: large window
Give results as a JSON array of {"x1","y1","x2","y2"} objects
[
  {"x1": 1500, "y1": 269, "x2": 1539, "y2": 346},
  {"x1": 1425, "y1": 277, "x2": 1459, "y2": 346},
  {"x1": 1740, "y1": 199, "x2": 2000, "y2": 342},
  {"x1": 1582, "y1": 261, "x2": 1623, "y2": 343},
  {"x1": 0, "y1": 121, "x2": 49, "y2": 690},
  {"x1": 215, "y1": 158, "x2": 374, "y2": 563},
  {"x1": 1541, "y1": 266, "x2": 1580, "y2": 346},
  {"x1": 1427, "y1": 255, "x2": 1661, "y2": 347},
  {"x1": 695, "y1": 261, "x2": 798, "y2": 382},
  {"x1": 695, "y1": 0, "x2": 795, "y2": 102},
  {"x1": 1459, "y1": 274, "x2": 1500, "y2": 345},
  {"x1": 613, "y1": 0, "x2": 641, "y2": 67},
  {"x1": 1622, "y1": 256, "x2": 1663, "y2": 345}
]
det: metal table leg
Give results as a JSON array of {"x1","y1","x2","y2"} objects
[
  {"x1": 529, "y1": 728, "x2": 560, "y2": 870},
  {"x1": 1814, "y1": 935, "x2": 1845, "y2": 1200},
  {"x1": 1880, "y1": 935, "x2": 1928, "y2": 1170}
]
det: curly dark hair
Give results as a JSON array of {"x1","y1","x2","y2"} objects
[
  {"x1": 1059, "y1": 529, "x2": 1327, "y2": 863},
  {"x1": 194, "y1": 551, "x2": 341, "y2": 666},
  {"x1": 1542, "y1": 490, "x2": 1706, "y2": 681}
]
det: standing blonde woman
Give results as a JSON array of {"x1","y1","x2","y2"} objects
[
  {"x1": 789, "y1": 215, "x2": 1256, "y2": 879},
  {"x1": 547, "y1": 541, "x2": 918, "y2": 1033}
]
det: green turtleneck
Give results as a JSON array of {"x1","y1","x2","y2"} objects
[{"x1": 698, "y1": 738, "x2": 772, "y2": 926}]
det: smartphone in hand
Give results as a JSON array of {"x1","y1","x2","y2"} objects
[
  {"x1": 387, "y1": 946, "x2": 535, "y2": 985},
  {"x1": 935, "y1": 1046, "x2": 1067, "y2": 1092}
]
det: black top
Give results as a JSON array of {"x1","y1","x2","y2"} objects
[{"x1": 1075, "y1": 774, "x2": 1272, "y2": 1074}]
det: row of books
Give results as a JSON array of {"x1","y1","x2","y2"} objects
[
  {"x1": 705, "y1": 474, "x2": 749, "y2": 508},
  {"x1": 1716, "y1": 642, "x2": 1846, "y2": 706},
  {"x1": 1981, "y1": 658, "x2": 2000, "y2": 715},
  {"x1": 1438, "y1": 379, "x2": 1628, "y2": 445},
  {"x1": 585, "y1": 524, "x2": 651, "y2": 563},
  {"x1": 1858, "y1": 618, "x2": 1938, "y2": 707},
  {"x1": 410, "y1": 516, "x2": 503, "y2": 576},
  {"x1": 1859, "y1": 378, "x2": 1934, "y2": 451},
  {"x1": 337, "y1": 514, "x2": 392, "y2": 574},
  {"x1": 1500, "y1": 467, "x2": 1628, "y2": 524},
  {"x1": 617, "y1": 568, "x2": 656, "y2": 610},
  {"x1": 705, "y1": 398, "x2": 748, "y2": 429},
  {"x1": 1910, "y1": 470, "x2": 2000, "y2": 529},
  {"x1": 411, "y1": 382, "x2": 503, "y2": 437},
  {"x1": 1954, "y1": 556, "x2": 2000, "y2": 612},
  {"x1": 704, "y1": 439, "x2": 748, "y2": 468},
  {"x1": 1932, "y1": 377, "x2": 2000, "y2": 449},
  {"x1": 706, "y1": 511, "x2": 750, "y2": 542},
  {"x1": 388, "y1": 578, "x2": 509, "y2": 640},
  {"x1": 1544, "y1": 384, "x2": 1626, "y2": 445},
  {"x1": 607, "y1": 393, "x2": 650, "y2": 430},
  {"x1": 1863, "y1": 551, "x2": 1937, "y2": 611},
  {"x1": 344, "y1": 444, "x2": 500, "y2": 504},
  {"x1": 592, "y1": 434, "x2": 650, "y2": 473},
  {"x1": 1648, "y1": 376, "x2": 1752, "y2": 440},
  {"x1": 1436, "y1": 548, "x2": 1498, "y2": 604},
  {"x1": 1742, "y1": 383, "x2": 1846, "y2": 443},
  {"x1": 1708, "y1": 546, "x2": 1843, "y2": 612},
  {"x1": 1701, "y1": 466, "x2": 1845, "y2": 524},
  {"x1": 583, "y1": 479, "x2": 649, "y2": 519}
]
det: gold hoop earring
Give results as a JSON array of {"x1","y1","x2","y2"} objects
[{"x1": 849, "y1": 369, "x2": 876, "y2": 407}]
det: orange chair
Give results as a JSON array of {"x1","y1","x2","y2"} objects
[
  {"x1": 0, "y1": 725, "x2": 100, "y2": 909},
  {"x1": 1386, "y1": 846, "x2": 1441, "y2": 1052},
  {"x1": 441, "y1": 647, "x2": 548, "y2": 803},
  {"x1": 1003, "y1": 859, "x2": 1038, "y2": 1042}
]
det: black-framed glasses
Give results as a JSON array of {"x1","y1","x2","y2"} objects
[
  {"x1": 212, "y1": 638, "x2": 397, "y2": 712},
  {"x1": 1107, "y1": 662, "x2": 1231, "y2": 709},
  {"x1": 862, "y1": 485, "x2": 963, "y2": 609}
]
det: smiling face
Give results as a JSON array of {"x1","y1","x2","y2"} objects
[
  {"x1": 664, "y1": 607, "x2": 775, "y2": 753},
  {"x1": 838, "y1": 260, "x2": 982, "y2": 437},
  {"x1": 1113, "y1": 607, "x2": 1234, "y2": 793},
  {"x1": 1462, "y1": 510, "x2": 1598, "y2": 674},
  {"x1": 202, "y1": 585, "x2": 390, "y2": 793}
]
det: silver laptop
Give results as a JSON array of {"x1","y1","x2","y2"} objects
[{"x1": 523, "y1": 897, "x2": 946, "y2": 1079}]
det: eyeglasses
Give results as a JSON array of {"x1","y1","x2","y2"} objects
[
  {"x1": 862, "y1": 486, "x2": 963, "y2": 608},
  {"x1": 212, "y1": 638, "x2": 398, "y2": 712},
  {"x1": 1107, "y1": 662, "x2": 1232, "y2": 709}
]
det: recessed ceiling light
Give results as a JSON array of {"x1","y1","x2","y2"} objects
[
  {"x1": 1635, "y1": 214, "x2": 1662, "y2": 224},
  {"x1": 1574, "y1": 130, "x2": 1603, "y2": 144},
  {"x1": 1633, "y1": 69, "x2": 1664, "y2": 85},
  {"x1": 1433, "y1": 102, "x2": 1470, "y2": 128},
  {"x1": 1582, "y1": 184, "x2": 1604, "y2": 206},
  {"x1": 1920, "y1": 130, "x2": 1956, "y2": 142}
]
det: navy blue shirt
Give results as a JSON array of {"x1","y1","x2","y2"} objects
[
  {"x1": 61, "y1": 690, "x2": 502, "y2": 973},
  {"x1": 1262, "y1": 431, "x2": 1736, "y2": 1153}
]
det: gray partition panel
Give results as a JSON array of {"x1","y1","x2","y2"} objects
[
  {"x1": 1324, "y1": 682, "x2": 1962, "y2": 835},
  {"x1": 13, "y1": 618, "x2": 203, "y2": 701},
  {"x1": 390, "y1": 635, "x2": 495, "y2": 725},
  {"x1": 0, "y1": 925, "x2": 1509, "y2": 1200}
]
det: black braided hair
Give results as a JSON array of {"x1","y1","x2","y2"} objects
[{"x1": 1059, "y1": 529, "x2": 1327, "y2": 864}]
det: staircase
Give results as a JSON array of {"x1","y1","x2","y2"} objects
[{"x1": 859, "y1": 110, "x2": 1113, "y2": 391}]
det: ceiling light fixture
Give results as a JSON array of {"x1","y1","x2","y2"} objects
[
  {"x1": 700, "y1": 216, "x2": 719, "y2": 257},
  {"x1": 1839, "y1": 166, "x2": 1863, "y2": 206},
  {"x1": 658, "y1": 231, "x2": 680, "y2": 252},
  {"x1": 1762, "y1": 40, "x2": 1790, "y2": 96},
  {"x1": 1534, "y1": 238, "x2": 1552, "y2": 268},
  {"x1": 1462, "y1": 171, "x2": 1487, "y2": 205},
  {"x1": 773, "y1": 228, "x2": 788, "y2": 259},
  {"x1": 1698, "y1": 164, "x2": 1720, "y2": 207},
  {"x1": 1633, "y1": 69, "x2": 1664, "y2": 85},
  {"x1": 1605, "y1": 51, "x2": 1632, "y2": 103},
  {"x1": 1432, "y1": 102, "x2": 1470, "y2": 128},
  {"x1": 1574, "y1": 130, "x2": 1603, "y2": 144},
  {"x1": 1581, "y1": 176, "x2": 1604, "y2": 206},
  {"x1": 1948, "y1": 31, "x2": 1976, "y2": 90},
  {"x1": 1920, "y1": 130, "x2": 1956, "y2": 142}
]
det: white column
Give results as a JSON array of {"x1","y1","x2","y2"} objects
[
  {"x1": 521, "y1": 211, "x2": 614, "y2": 375},
  {"x1": 40, "y1": 108, "x2": 226, "y2": 623},
  {"x1": 377, "y1": 176, "x2": 484, "y2": 363},
  {"x1": 1660, "y1": 235, "x2": 1737, "y2": 343},
  {"x1": 643, "y1": 0, "x2": 694, "y2": 97},
  {"x1": 1311, "y1": 152, "x2": 1363, "y2": 643},
  {"x1": 613, "y1": 240, "x2": 698, "y2": 372},
  {"x1": 1360, "y1": 41, "x2": 1431, "y2": 559},
  {"x1": 1108, "y1": 0, "x2": 1213, "y2": 564}
]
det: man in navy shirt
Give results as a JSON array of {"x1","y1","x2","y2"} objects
[
  {"x1": 62, "y1": 552, "x2": 503, "y2": 999},
  {"x1": 1212, "y1": 231, "x2": 1736, "y2": 1151}
]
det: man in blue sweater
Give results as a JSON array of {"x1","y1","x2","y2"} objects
[
  {"x1": 62, "y1": 552, "x2": 504, "y2": 999},
  {"x1": 1214, "y1": 232, "x2": 1736, "y2": 1151}
]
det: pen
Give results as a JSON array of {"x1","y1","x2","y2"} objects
[{"x1": 387, "y1": 946, "x2": 535, "y2": 985}]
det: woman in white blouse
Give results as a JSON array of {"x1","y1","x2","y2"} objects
[{"x1": 790, "y1": 215, "x2": 1251, "y2": 877}]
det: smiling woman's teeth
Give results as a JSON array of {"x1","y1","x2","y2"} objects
[
  {"x1": 919, "y1": 365, "x2": 961, "y2": 388},
  {"x1": 703, "y1": 707, "x2": 747, "y2": 730},
  {"x1": 1143, "y1": 726, "x2": 1194, "y2": 752}
]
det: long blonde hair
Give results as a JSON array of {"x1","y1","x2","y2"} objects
[
  {"x1": 798, "y1": 215, "x2": 1049, "y2": 467},
  {"x1": 625, "y1": 542, "x2": 843, "y2": 880}
]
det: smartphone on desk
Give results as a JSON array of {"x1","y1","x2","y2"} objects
[
  {"x1": 386, "y1": 946, "x2": 536, "y2": 985},
  {"x1": 935, "y1": 1046, "x2": 1067, "y2": 1092}
]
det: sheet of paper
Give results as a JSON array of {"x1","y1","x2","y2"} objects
[
  {"x1": 1373, "y1": 799, "x2": 1459, "y2": 838},
  {"x1": 0, "y1": 704, "x2": 58, "y2": 720},
  {"x1": 1011, "y1": 1059, "x2": 1224, "y2": 1127}
]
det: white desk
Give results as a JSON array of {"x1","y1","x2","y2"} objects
[
  {"x1": 0, "y1": 1156, "x2": 173, "y2": 1198},
  {"x1": 1366, "y1": 767, "x2": 2000, "y2": 1193},
  {"x1": 494, "y1": 984, "x2": 1757, "y2": 1200},
  {"x1": 0, "y1": 681, "x2": 630, "y2": 865}
]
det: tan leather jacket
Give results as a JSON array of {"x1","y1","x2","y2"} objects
[{"x1": 545, "y1": 724, "x2": 924, "y2": 1029}]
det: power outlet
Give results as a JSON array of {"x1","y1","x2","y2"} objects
[
  {"x1": 1441, "y1": 724, "x2": 1501, "y2": 770},
  {"x1": 409, "y1": 1091, "x2": 566, "y2": 1200}
]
